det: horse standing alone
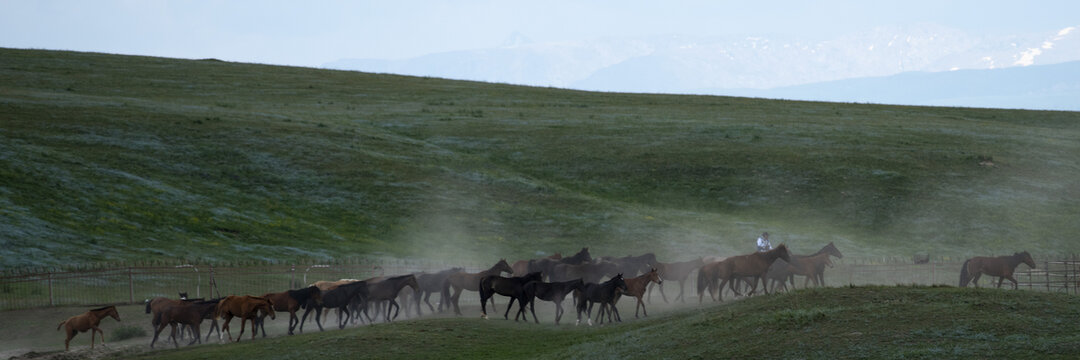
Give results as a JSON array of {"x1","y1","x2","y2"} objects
[
  {"x1": 959, "y1": 251, "x2": 1036, "y2": 289},
  {"x1": 57, "y1": 306, "x2": 121, "y2": 351}
]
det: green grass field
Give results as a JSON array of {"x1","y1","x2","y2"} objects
[
  {"x1": 2, "y1": 48, "x2": 1079, "y2": 359},
  {"x1": 2, "y1": 48, "x2": 1078, "y2": 269}
]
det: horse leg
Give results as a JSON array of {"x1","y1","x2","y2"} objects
[
  {"x1": 504, "y1": 297, "x2": 516, "y2": 320},
  {"x1": 451, "y1": 287, "x2": 463, "y2": 316},
  {"x1": 971, "y1": 272, "x2": 982, "y2": 288},
  {"x1": 635, "y1": 297, "x2": 643, "y2": 318},
  {"x1": 234, "y1": 318, "x2": 247, "y2": 342},
  {"x1": 1006, "y1": 275, "x2": 1019, "y2": 290},
  {"x1": 168, "y1": 323, "x2": 180, "y2": 348},
  {"x1": 528, "y1": 297, "x2": 539, "y2": 324},
  {"x1": 678, "y1": 280, "x2": 686, "y2": 303},
  {"x1": 389, "y1": 300, "x2": 400, "y2": 322},
  {"x1": 64, "y1": 328, "x2": 74, "y2": 351},
  {"x1": 151, "y1": 321, "x2": 168, "y2": 348},
  {"x1": 612, "y1": 301, "x2": 623, "y2": 322},
  {"x1": 996, "y1": 276, "x2": 1005, "y2": 289},
  {"x1": 190, "y1": 323, "x2": 202, "y2": 345}
]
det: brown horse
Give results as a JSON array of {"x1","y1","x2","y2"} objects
[
  {"x1": 781, "y1": 242, "x2": 844, "y2": 289},
  {"x1": 57, "y1": 305, "x2": 120, "y2": 351},
  {"x1": 715, "y1": 244, "x2": 791, "y2": 299},
  {"x1": 257, "y1": 285, "x2": 323, "y2": 336},
  {"x1": 446, "y1": 259, "x2": 514, "y2": 315},
  {"x1": 151, "y1": 299, "x2": 220, "y2": 348},
  {"x1": 960, "y1": 251, "x2": 1036, "y2": 289},
  {"x1": 649, "y1": 257, "x2": 704, "y2": 303},
  {"x1": 614, "y1": 268, "x2": 662, "y2": 318},
  {"x1": 766, "y1": 253, "x2": 835, "y2": 292},
  {"x1": 366, "y1": 274, "x2": 421, "y2": 322},
  {"x1": 414, "y1": 267, "x2": 464, "y2": 313},
  {"x1": 215, "y1": 295, "x2": 275, "y2": 342}
]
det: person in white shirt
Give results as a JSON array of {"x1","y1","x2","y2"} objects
[{"x1": 756, "y1": 232, "x2": 772, "y2": 252}]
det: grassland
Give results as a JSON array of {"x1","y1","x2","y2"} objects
[
  {"x1": 1, "y1": 47, "x2": 1079, "y2": 269},
  {"x1": 9, "y1": 286, "x2": 1078, "y2": 359}
]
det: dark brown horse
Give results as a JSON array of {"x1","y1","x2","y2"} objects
[
  {"x1": 715, "y1": 244, "x2": 791, "y2": 299},
  {"x1": 523, "y1": 278, "x2": 585, "y2": 325},
  {"x1": 301, "y1": 280, "x2": 368, "y2": 331},
  {"x1": 614, "y1": 268, "x2": 662, "y2": 318},
  {"x1": 960, "y1": 251, "x2": 1036, "y2": 289},
  {"x1": 257, "y1": 285, "x2": 323, "y2": 336},
  {"x1": 414, "y1": 267, "x2": 464, "y2": 313},
  {"x1": 367, "y1": 274, "x2": 420, "y2": 322},
  {"x1": 57, "y1": 306, "x2": 120, "y2": 351},
  {"x1": 696, "y1": 260, "x2": 729, "y2": 303},
  {"x1": 446, "y1": 259, "x2": 514, "y2": 315},
  {"x1": 479, "y1": 271, "x2": 543, "y2": 322},
  {"x1": 151, "y1": 299, "x2": 220, "y2": 348},
  {"x1": 575, "y1": 274, "x2": 628, "y2": 326},
  {"x1": 776, "y1": 242, "x2": 844, "y2": 289},
  {"x1": 215, "y1": 295, "x2": 275, "y2": 342},
  {"x1": 649, "y1": 257, "x2": 704, "y2": 303}
]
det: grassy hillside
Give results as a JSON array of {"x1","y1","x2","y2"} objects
[
  {"x1": 8, "y1": 286, "x2": 1062, "y2": 359},
  {"x1": 1, "y1": 48, "x2": 1079, "y2": 268}
]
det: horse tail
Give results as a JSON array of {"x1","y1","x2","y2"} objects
[
  {"x1": 57, "y1": 319, "x2": 67, "y2": 331},
  {"x1": 959, "y1": 259, "x2": 971, "y2": 287},
  {"x1": 696, "y1": 268, "x2": 708, "y2": 295}
]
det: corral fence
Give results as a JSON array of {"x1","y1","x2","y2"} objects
[
  {"x1": 2, "y1": 254, "x2": 1077, "y2": 311},
  {"x1": 0, "y1": 257, "x2": 489, "y2": 311}
]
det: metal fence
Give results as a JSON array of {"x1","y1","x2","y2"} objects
[{"x1": 1, "y1": 255, "x2": 1076, "y2": 311}]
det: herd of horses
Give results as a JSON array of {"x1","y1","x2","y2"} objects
[{"x1": 54, "y1": 245, "x2": 1038, "y2": 351}]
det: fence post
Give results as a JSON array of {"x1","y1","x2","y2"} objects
[
  {"x1": 1045, "y1": 261, "x2": 1050, "y2": 292},
  {"x1": 48, "y1": 272, "x2": 54, "y2": 306},
  {"x1": 290, "y1": 265, "x2": 295, "y2": 289},
  {"x1": 128, "y1": 267, "x2": 135, "y2": 304}
]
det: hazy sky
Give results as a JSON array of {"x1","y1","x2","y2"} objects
[{"x1": 2, "y1": 0, "x2": 1078, "y2": 68}]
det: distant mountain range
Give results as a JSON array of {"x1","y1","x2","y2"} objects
[{"x1": 325, "y1": 24, "x2": 1080, "y2": 111}]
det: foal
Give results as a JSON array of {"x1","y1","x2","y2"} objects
[
  {"x1": 575, "y1": 274, "x2": 628, "y2": 326},
  {"x1": 57, "y1": 306, "x2": 121, "y2": 351},
  {"x1": 615, "y1": 268, "x2": 662, "y2": 318}
]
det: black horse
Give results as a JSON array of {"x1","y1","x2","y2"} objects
[
  {"x1": 523, "y1": 278, "x2": 585, "y2": 325},
  {"x1": 602, "y1": 253, "x2": 658, "y2": 277},
  {"x1": 479, "y1": 272, "x2": 544, "y2": 322},
  {"x1": 300, "y1": 280, "x2": 368, "y2": 331},
  {"x1": 576, "y1": 274, "x2": 628, "y2": 326},
  {"x1": 529, "y1": 247, "x2": 592, "y2": 280}
]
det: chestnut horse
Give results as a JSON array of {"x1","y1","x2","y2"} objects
[
  {"x1": 773, "y1": 242, "x2": 844, "y2": 290},
  {"x1": 960, "y1": 251, "x2": 1036, "y2": 289},
  {"x1": 446, "y1": 259, "x2": 513, "y2": 315},
  {"x1": 479, "y1": 271, "x2": 543, "y2": 322},
  {"x1": 57, "y1": 305, "x2": 120, "y2": 351},
  {"x1": 523, "y1": 278, "x2": 584, "y2": 325},
  {"x1": 614, "y1": 268, "x2": 662, "y2": 318},
  {"x1": 151, "y1": 299, "x2": 219, "y2": 348},
  {"x1": 215, "y1": 295, "x2": 275, "y2": 342},
  {"x1": 257, "y1": 285, "x2": 323, "y2": 336},
  {"x1": 649, "y1": 257, "x2": 704, "y2": 303},
  {"x1": 714, "y1": 244, "x2": 791, "y2": 299}
]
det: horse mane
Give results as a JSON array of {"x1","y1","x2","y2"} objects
[{"x1": 90, "y1": 305, "x2": 114, "y2": 312}]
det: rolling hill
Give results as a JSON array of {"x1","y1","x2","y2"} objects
[{"x1": 1, "y1": 48, "x2": 1079, "y2": 268}]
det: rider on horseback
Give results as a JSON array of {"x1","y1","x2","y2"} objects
[{"x1": 756, "y1": 232, "x2": 772, "y2": 252}]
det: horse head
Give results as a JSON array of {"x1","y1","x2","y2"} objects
[
  {"x1": 826, "y1": 242, "x2": 844, "y2": 259},
  {"x1": 178, "y1": 291, "x2": 188, "y2": 300},
  {"x1": 495, "y1": 259, "x2": 514, "y2": 275},
  {"x1": 1018, "y1": 251, "x2": 1036, "y2": 269},
  {"x1": 611, "y1": 273, "x2": 627, "y2": 292},
  {"x1": 260, "y1": 298, "x2": 277, "y2": 320},
  {"x1": 774, "y1": 244, "x2": 792, "y2": 263},
  {"x1": 648, "y1": 268, "x2": 663, "y2": 285},
  {"x1": 106, "y1": 306, "x2": 121, "y2": 322}
]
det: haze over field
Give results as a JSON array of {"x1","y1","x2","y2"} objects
[{"x1": 2, "y1": 1, "x2": 1078, "y2": 110}]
